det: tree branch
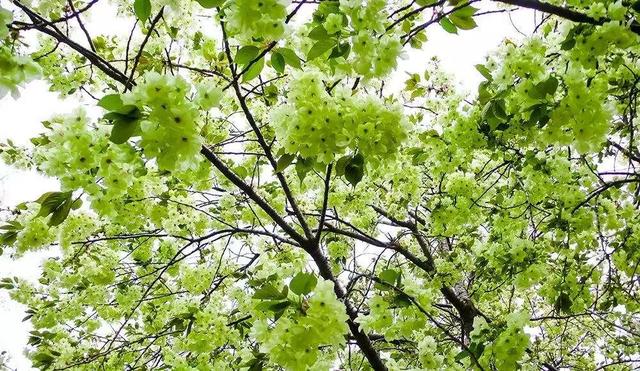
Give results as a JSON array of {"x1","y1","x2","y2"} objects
[
  {"x1": 494, "y1": 0, "x2": 640, "y2": 35},
  {"x1": 315, "y1": 164, "x2": 332, "y2": 244},
  {"x1": 219, "y1": 18, "x2": 314, "y2": 240},
  {"x1": 200, "y1": 146, "x2": 306, "y2": 244},
  {"x1": 126, "y1": 7, "x2": 165, "y2": 90}
]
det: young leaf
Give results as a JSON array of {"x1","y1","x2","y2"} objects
[
  {"x1": 276, "y1": 153, "x2": 295, "y2": 173},
  {"x1": 195, "y1": 0, "x2": 224, "y2": 8},
  {"x1": 235, "y1": 46, "x2": 260, "y2": 65},
  {"x1": 110, "y1": 119, "x2": 140, "y2": 144},
  {"x1": 379, "y1": 269, "x2": 400, "y2": 285},
  {"x1": 97, "y1": 94, "x2": 123, "y2": 111},
  {"x1": 289, "y1": 272, "x2": 317, "y2": 296},
  {"x1": 307, "y1": 40, "x2": 335, "y2": 61},
  {"x1": 253, "y1": 283, "x2": 288, "y2": 300},
  {"x1": 528, "y1": 76, "x2": 559, "y2": 99},
  {"x1": 335, "y1": 155, "x2": 351, "y2": 176},
  {"x1": 328, "y1": 42, "x2": 350, "y2": 59},
  {"x1": 36, "y1": 191, "x2": 74, "y2": 226},
  {"x1": 308, "y1": 25, "x2": 329, "y2": 40},
  {"x1": 439, "y1": 17, "x2": 458, "y2": 34},
  {"x1": 452, "y1": 5, "x2": 478, "y2": 18},
  {"x1": 278, "y1": 48, "x2": 301, "y2": 69},
  {"x1": 449, "y1": 14, "x2": 477, "y2": 30},
  {"x1": 133, "y1": 0, "x2": 152, "y2": 22},
  {"x1": 48, "y1": 200, "x2": 74, "y2": 226},
  {"x1": 37, "y1": 192, "x2": 72, "y2": 218},
  {"x1": 71, "y1": 198, "x2": 83, "y2": 210},
  {"x1": 242, "y1": 57, "x2": 265, "y2": 82},
  {"x1": 271, "y1": 52, "x2": 285, "y2": 74},
  {"x1": 344, "y1": 153, "x2": 365, "y2": 187},
  {"x1": 295, "y1": 156, "x2": 314, "y2": 183},
  {"x1": 475, "y1": 64, "x2": 493, "y2": 81}
]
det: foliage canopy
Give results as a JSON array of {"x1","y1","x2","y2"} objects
[{"x1": 1, "y1": 0, "x2": 640, "y2": 370}]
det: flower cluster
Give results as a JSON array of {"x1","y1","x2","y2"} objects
[
  {"x1": 253, "y1": 280, "x2": 348, "y2": 369},
  {"x1": 472, "y1": 311, "x2": 531, "y2": 370},
  {"x1": 340, "y1": 0, "x2": 403, "y2": 78},
  {"x1": 34, "y1": 109, "x2": 112, "y2": 190},
  {"x1": 0, "y1": 6, "x2": 11, "y2": 39},
  {"x1": 0, "y1": 6, "x2": 41, "y2": 98},
  {"x1": 225, "y1": 0, "x2": 288, "y2": 43},
  {"x1": 123, "y1": 72, "x2": 204, "y2": 171},
  {"x1": 351, "y1": 33, "x2": 403, "y2": 78},
  {"x1": 272, "y1": 70, "x2": 408, "y2": 165}
]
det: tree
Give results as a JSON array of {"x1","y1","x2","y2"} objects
[{"x1": 0, "y1": 0, "x2": 639, "y2": 369}]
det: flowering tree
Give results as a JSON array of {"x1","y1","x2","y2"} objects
[{"x1": 1, "y1": 0, "x2": 640, "y2": 369}]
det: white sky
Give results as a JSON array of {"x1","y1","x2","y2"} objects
[{"x1": 0, "y1": 2, "x2": 536, "y2": 369}]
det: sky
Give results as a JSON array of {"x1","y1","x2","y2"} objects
[{"x1": 0, "y1": 2, "x2": 536, "y2": 369}]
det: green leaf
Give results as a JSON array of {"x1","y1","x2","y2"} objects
[
  {"x1": 560, "y1": 37, "x2": 576, "y2": 51},
  {"x1": 295, "y1": 156, "x2": 314, "y2": 184},
  {"x1": 449, "y1": 14, "x2": 477, "y2": 30},
  {"x1": 49, "y1": 200, "x2": 74, "y2": 226},
  {"x1": 235, "y1": 46, "x2": 260, "y2": 65},
  {"x1": 195, "y1": 0, "x2": 224, "y2": 8},
  {"x1": 335, "y1": 155, "x2": 351, "y2": 176},
  {"x1": 439, "y1": 17, "x2": 458, "y2": 34},
  {"x1": 0, "y1": 222, "x2": 21, "y2": 246},
  {"x1": 242, "y1": 57, "x2": 264, "y2": 82},
  {"x1": 289, "y1": 272, "x2": 317, "y2": 295},
  {"x1": 271, "y1": 52, "x2": 285, "y2": 74},
  {"x1": 110, "y1": 119, "x2": 140, "y2": 144},
  {"x1": 36, "y1": 191, "x2": 74, "y2": 226},
  {"x1": 268, "y1": 300, "x2": 291, "y2": 312},
  {"x1": 253, "y1": 284, "x2": 288, "y2": 300},
  {"x1": 554, "y1": 292, "x2": 572, "y2": 314},
  {"x1": 475, "y1": 64, "x2": 493, "y2": 81},
  {"x1": 71, "y1": 198, "x2": 83, "y2": 210},
  {"x1": 308, "y1": 25, "x2": 329, "y2": 40},
  {"x1": 314, "y1": 1, "x2": 340, "y2": 20},
  {"x1": 453, "y1": 5, "x2": 478, "y2": 18},
  {"x1": 37, "y1": 192, "x2": 71, "y2": 218},
  {"x1": 328, "y1": 42, "x2": 351, "y2": 59},
  {"x1": 103, "y1": 104, "x2": 141, "y2": 119},
  {"x1": 234, "y1": 165, "x2": 249, "y2": 179},
  {"x1": 97, "y1": 94, "x2": 123, "y2": 111},
  {"x1": 560, "y1": 25, "x2": 587, "y2": 51},
  {"x1": 526, "y1": 103, "x2": 551, "y2": 127},
  {"x1": 105, "y1": 105, "x2": 143, "y2": 145},
  {"x1": 271, "y1": 301, "x2": 290, "y2": 321},
  {"x1": 275, "y1": 153, "x2": 295, "y2": 173},
  {"x1": 379, "y1": 269, "x2": 400, "y2": 285},
  {"x1": 133, "y1": 0, "x2": 152, "y2": 22},
  {"x1": 390, "y1": 293, "x2": 412, "y2": 308},
  {"x1": 528, "y1": 76, "x2": 559, "y2": 99},
  {"x1": 344, "y1": 153, "x2": 365, "y2": 187},
  {"x1": 278, "y1": 48, "x2": 301, "y2": 69},
  {"x1": 307, "y1": 39, "x2": 335, "y2": 61},
  {"x1": 32, "y1": 352, "x2": 55, "y2": 367}
]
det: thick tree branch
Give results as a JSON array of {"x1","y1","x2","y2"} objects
[
  {"x1": 219, "y1": 18, "x2": 314, "y2": 240},
  {"x1": 200, "y1": 146, "x2": 306, "y2": 244},
  {"x1": 67, "y1": 0, "x2": 96, "y2": 52},
  {"x1": 315, "y1": 164, "x2": 332, "y2": 244},
  {"x1": 11, "y1": 1, "x2": 131, "y2": 88},
  {"x1": 305, "y1": 241, "x2": 388, "y2": 371},
  {"x1": 494, "y1": 0, "x2": 640, "y2": 35}
]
